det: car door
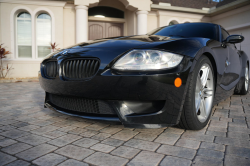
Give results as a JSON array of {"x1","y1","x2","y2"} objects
[
  {"x1": 211, "y1": 27, "x2": 230, "y2": 90},
  {"x1": 221, "y1": 28, "x2": 241, "y2": 90}
]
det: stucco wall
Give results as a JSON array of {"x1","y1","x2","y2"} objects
[
  {"x1": 125, "y1": 10, "x2": 136, "y2": 36},
  {"x1": 212, "y1": 4, "x2": 250, "y2": 56},
  {"x1": 0, "y1": 2, "x2": 64, "y2": 78},
  {"x1": 0, "y1": 3, "x2": 1, "y2": 44},
  {"x1": 98, "y1": 0, "x2": 126, "y2": 11},
  {"x1": 212, "y1": 5, "x2": 250, "y2": 28},
  {"x1": 156, "y1": 10, "x2": 211, "y2": 27},
  {"x1": 147, "y1": 11, "x2": 158, "y2": 33},
  {"x1": 3, "y1": 61, "x2": 41, "y2": 78},
  {"x1": 229, "y1": 28, "x2": 250, "y2": 56},
  {"x1": 1, "y1": 1, "x2": 249, "y2": 78},
  {"x1": 63, "y1": 5, "x2": 76, "y2": 48}
]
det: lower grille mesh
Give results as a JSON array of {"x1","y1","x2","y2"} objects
[{"x1": 48, "y1": 93, "x2": 116, "y2": 115}]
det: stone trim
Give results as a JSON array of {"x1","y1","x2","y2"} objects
[
  {"x1": 0, "y1": 77, "x2": 39, "y2": 83},
  {"x1": 0, "y1": 0, "x2": 66, "y2": 7}
]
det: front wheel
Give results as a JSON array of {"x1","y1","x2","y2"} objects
[{"x1": 178, "y1": 56, "x2": 215, "y2": 130}]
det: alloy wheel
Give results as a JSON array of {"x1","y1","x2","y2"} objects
[
  {"x1": 195, "y1": 64, "x2": 214, "y2": 123},
  {"x1": 245, "y1": 66, "x2": 249, "y2": 91}
]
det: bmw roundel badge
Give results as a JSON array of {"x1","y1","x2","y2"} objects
[{"x1": 61, "y1": 50, "x2": 68, "y2": 55}]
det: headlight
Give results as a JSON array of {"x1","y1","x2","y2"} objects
[{"x1": 112, "y1": 49, "x2": 183, "y2": 70}]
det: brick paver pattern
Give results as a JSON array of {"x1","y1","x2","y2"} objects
[{"x1": 0, "y1": 82, "x2": 250, "y2": 166}]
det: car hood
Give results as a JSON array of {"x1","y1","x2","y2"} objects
[
  {"x1": 49, "y1": 35, "x2": 204, "y2": 70},
  {"x1": 71, "y1": 35, "x2": 179, "y2": 49}
]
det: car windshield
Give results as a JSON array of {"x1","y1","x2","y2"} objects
[{"x1": 147, "y1": 23, "x2": 218, "y2": 41}]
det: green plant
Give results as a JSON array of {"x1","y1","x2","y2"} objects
[{"x1": 0, "y1": 44, "x2": 13, "y2": 78}]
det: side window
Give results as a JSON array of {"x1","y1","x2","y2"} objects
[{"x1": 222, "y1": 29, "x2": 229, "y2": 41}]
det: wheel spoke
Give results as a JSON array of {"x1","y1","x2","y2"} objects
[
  {"x1": 201, "y1": 67, "x2": 210, "y2": 88},
  {"x1": 199, "y1": 98, "x2": 207, "y2": 119},
  {"x1": 203, "y1": 88, "x2": 213, "y2": 98},
  {"x1": 196, "y1": 76, "x2": 202, "y2": 90},
  {"x1": 195, "y1": 63, "x2": 214, "y2": 123},
  {"x1": 196, "y1": 96, "x2": 201, "y2": 113},
  {"x1": 245, "y1": 67, "x2": 249, "y2": 90}
]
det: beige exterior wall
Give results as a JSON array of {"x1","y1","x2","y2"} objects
[
  {"x1": 63, "y1": 5, "x2": 76, "y2": 48},
  {"x1": 3, "y1": 60, "x2": 41, "y2": 78},
  {"x1": 212, "y1": 5, "x2": 250, "y2": 28},
  {"x1": 1, "y1": 3, "x2": 64, "y2": 57},
  {"x1": 0, "y1": 3, "x2": 1, "y2": 44},
  {"x1": 146, "y1": 10, "x2": 211, "y2": 33},
  {"x1": 0, "y1": 0, "x2": 249, "y2": 78},
  {"x1": 63, "y1": 0, "x2": 137, "y2": 47},
  {"x1": 212, "y1": 4, "x2": 250, "y2": 57},
  {"x1": 0, "y1": 2, "x2": 64, "y2": 78},
  {"x1": 125, "y1": 10, "x2": 136, "y2": 36},
  {"x1": 98, "y1": 0, "x2": 125, "y2": 11},
  {"x1": 147, "y1": 11, "x2": 158, "y2": 33},
  {"x1": 229, "y1": 28, "x2": 250, "y2": 55},
  {"x1": 156, "y1": 10, "x2": 211, "y2": 27}
]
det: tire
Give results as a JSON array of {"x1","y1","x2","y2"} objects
[
  {"x1": 235, "y1": 65, "x2": 249, "y2": 95},
  {"x1": 178, "y1": 56, "x2": 215, "y2": 130}
]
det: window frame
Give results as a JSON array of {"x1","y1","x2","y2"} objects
[
  {"x1": 15, "y1": 12, "x2": 33, "y2": 59},
  {"x1": 35, "y1": 13, "x2": 52, "y2": 59},
  {"x1": 11, "y1": 7, "x2": 55, "y2": 60},
  {"x1": 221, "y1": 28, "x2": 230, "y2": 41}
]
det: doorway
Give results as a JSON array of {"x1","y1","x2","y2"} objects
[{"x1": 88, "y1": 21, "x2": 124, "y2": 40}]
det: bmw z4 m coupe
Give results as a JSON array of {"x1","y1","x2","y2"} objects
[{"x1": 39, "y1": 23, "x2": 249, "y2": 130}]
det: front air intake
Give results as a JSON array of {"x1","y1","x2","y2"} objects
[
  {"x1": 47, "y1": 93, "x2": 116, "y2": 115},
  {"x1": 62, "y1": 58, "x2": 100, "y2": 80}
]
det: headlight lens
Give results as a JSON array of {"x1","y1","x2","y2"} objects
[{"x1": 113, "y1": 50, "x2": 183, "y2": 70}]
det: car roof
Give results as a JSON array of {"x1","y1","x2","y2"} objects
[
  {"x1": 159, "y1": 22, "x2": 221, "y2": 29},
  {"x1": 178, "y1": 22, "x2": 219, "y2": 26}
]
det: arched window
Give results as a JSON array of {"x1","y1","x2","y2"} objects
[
  {"x1": 36, "y1": 13, "x2": 52, "y2": 58},
  {"x1": 16, "y1": 12, "x2": 32, "y2": 58},
  {"x1": 169, "y1": 20, "x2": 179, "y2": 25}
]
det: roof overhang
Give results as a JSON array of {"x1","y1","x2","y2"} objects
[
  {"x1": 151, "y1": 0, "x2": 250, "y2": 16},
  {"x1": 0, "y1": 0, "x2": 67, "y2": 7}
]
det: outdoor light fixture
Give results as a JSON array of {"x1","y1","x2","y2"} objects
[{"x1": 94, "y1": 15, "x2": 105, "y2": 18}]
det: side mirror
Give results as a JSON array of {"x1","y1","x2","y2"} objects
[{"x1": 224, "y1": 35, "x2": 244, "y2": 44}]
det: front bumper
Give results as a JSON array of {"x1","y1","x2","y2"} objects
[{"x1": 40, "y1": 67, "x2": 190, "y2": 128}]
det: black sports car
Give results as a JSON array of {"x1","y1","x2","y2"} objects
[{"x1": 39, "y1": 23, "x2": 249, "y2": 130}]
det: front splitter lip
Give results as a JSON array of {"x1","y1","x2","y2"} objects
[{"x1": 45, "y1": 103, "x2": 121, "y2": 122}]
